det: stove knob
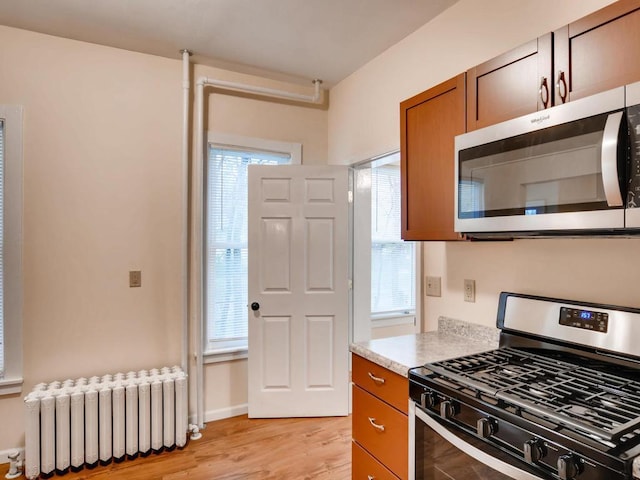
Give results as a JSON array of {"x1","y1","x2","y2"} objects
[
  {"x1": 439, "y1": 400, "x2": 456, "y2": 419},
  {"x1": 558, "y1": 454, "x2": 583, "y2": 480},
  {"x1": 421, "y1": 390, "x2": 439, "y2": 409},
  {"x1": 523, "y1": 439, "x2": 546, "y2": 463},
  {"x1": 476, "y1": 418, "x2": 495, "y2": 438}
]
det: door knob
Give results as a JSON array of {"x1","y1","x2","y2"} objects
[{"x1": 250, "y1": 302, "x2": 260, "y2": 311}]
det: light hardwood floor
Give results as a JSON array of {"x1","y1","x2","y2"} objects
[{"x1": 0, "y1": 415, "x2": 352, "y2": 480}]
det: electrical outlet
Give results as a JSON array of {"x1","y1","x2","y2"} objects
[
  {"x1": 129, "y1": 270, "x2": 142, "y2": 288},
  {"x1": 464, "y1": 279, "x2": 475, "y2": 302},
  {"x1": 425, "y1": 276, "x2": 441, "y2": 297}
]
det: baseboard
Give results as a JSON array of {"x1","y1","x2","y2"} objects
[
  {"x1": 205, "y1": 403, "x2": 248, "y2": 423},
  {"x1": 0, "y1": 447, "x2": 23, "y2": 465},
  {"x1": 188, "y1": 403, "x2": 248, "y2": 426}
]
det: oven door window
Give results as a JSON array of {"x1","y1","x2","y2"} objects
[{"x1": 414, "y1": 408, "x2": 550, "y2": 480}]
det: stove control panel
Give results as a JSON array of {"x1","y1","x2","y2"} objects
[{"x1": 559, "y1": 307, "x2": 608, "y2": 333}]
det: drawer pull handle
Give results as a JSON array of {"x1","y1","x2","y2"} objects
[
  {"x1": 368, "y1": 476, "x2": 375, "y2": 480},
  {"x1": 368, "y1": 417, "x2": 385, "y2": 432},
  {"x1": 367, "y1": 372, "x2": 386, "y2": 384}
]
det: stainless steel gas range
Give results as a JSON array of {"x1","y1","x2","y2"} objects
[{"x1": 409, "y1": 292, "x2": 640, "y2": 480}]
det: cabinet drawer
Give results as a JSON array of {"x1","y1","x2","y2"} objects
[
  {"x1": 353, "y1": 385, "x2": 408, "y2": 480},
  {"x1": 352, "y1": 354, "x2": 408, "y2": 414},
  {"x1": 352, "y1": 440, "x2": 399, "y2": 480}
]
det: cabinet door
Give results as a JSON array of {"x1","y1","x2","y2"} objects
[
  {"x1": 466, "y1": 34, "x2": 552, "y2": 131},
  {"x1": 400, "y1": 74, "x2": 465, "y2": 241},
  {"x1": 554, "y1": 0, "x2": 640, "y2": 103}
]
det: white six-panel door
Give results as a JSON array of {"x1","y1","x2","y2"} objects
[{"x1": 247, "y1": 165, "x2": 349, "y2": 417}]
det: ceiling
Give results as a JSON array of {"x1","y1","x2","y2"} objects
[{"x1": 0, "y1": 0, "x2": 457, "y2": 87}]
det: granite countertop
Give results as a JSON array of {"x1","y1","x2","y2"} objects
[{"x1": 350, "y1": 317, "x2": 500, "y2": 377}]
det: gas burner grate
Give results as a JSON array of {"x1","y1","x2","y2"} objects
[{"x1": 426, "y1": 347, "x2": 640, "y2": 442}]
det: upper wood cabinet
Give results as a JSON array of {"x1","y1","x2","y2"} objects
[
  {"x1": 554, "y1": 0, "x2": 640, "y2": 104},
  {"x1": 466, "y1": 34, "x2": 552, "y2": 131},
  {"x1": 400, "y1": 74, "x2": 465, "y2": 241}
]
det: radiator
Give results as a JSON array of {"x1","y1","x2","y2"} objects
[{"x1": 24, "y1": 366, "x2": 188, "y2": 480}]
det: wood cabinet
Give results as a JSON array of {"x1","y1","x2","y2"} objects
[
  {"x1": 466, "y1": 34, "x2": 552, "y2": 131},
  {"x1": 351, "y1": 354, "x2": 409, "y2": 480},
  {"x1": 554, "y1": 0, "x2": 640, "y2": 103},
  {"x1": 400, "y1": 74, "x2": 465, "y2": 241}
]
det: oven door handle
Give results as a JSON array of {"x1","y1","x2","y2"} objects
[
  {"x1": 601, "y1": 110, "x2": 624, "y2": 207},
  {"x1": 413, "y1": 405, "x2": 545, "y2": 480}
]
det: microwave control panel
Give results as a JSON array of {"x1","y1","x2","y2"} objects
[{"x1": 627, "y1": 104, "x2": 640, "y2": 209}]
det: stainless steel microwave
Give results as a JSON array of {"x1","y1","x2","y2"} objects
[{"x1": 455, "y1": 81, "x2": 640, "y2": 238}]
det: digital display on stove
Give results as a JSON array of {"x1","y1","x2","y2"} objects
[{"x1": 559, "y1": 307, "x2": 608, "y2": 333}]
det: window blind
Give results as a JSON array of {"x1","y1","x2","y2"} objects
[
  {"x1": 0, "y1": 119, "x2": 4, "y2": 377},
  {"x1": 205, "y1": 146, "x2": 290, "y2": 352},
  {"x1": 371, "y1": 165, "x2": 415, "y2": 315}
]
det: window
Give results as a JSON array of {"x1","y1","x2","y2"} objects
[
  {"x1": 370, "y1": 163, "x2": 415, "y2": 317},
  {"x1": 204, "y1": 135, "x2": 299, "y2": 358},
  {"x1": 0, "y1": 106, "x2": 24, "y2": 395}
]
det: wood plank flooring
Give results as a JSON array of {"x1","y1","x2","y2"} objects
[{"x1": 0, "y1": 415, "x2": 352, "y2": 480}]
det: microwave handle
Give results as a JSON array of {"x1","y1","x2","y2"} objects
[{"x1": 601, "y1": 111, "x2": 624, "y2": 207}]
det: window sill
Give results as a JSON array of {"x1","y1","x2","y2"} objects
[
  {"x1": 204, "y1": 348, "x2": 248, "y2": 364},
  {"x1": 0, "y1": 377, "x2": 23, "y2": 396},
  {"x1": 372, "y1": 313, "x2": 416, "y2": 328}
]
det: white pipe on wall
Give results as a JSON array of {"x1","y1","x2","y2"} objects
[
  {"x1": 199, "y1": 77, "x2": 323, "y2": 104},
  {"x1": 194, "y1": 79, "x2": 205, "y2": 429},
  {"x1": 180, "y1": 49, "x2": 191, "y2": 380}
]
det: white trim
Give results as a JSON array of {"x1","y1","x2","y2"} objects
[
  {"x1": 188, "y1": 403, "x2": 249, "y2": 426},
  {"x1": 352, "y1": 151, "x2": 421, "y2": 339},
  {"x1": 372, "y1": 314, "x2": 415, "y2": 328},
  {"x1": 205, "y1": 403, "x2": 248, "y2": 423},
  {"x1": 415, "y1": 243, "x2": 423, "y2": 333},
  {"x1": 207, "y1": 132, "x2": 302, "y2": 165},
  {"x1": 203, "y1": 349, "x2": 248, "y2": 364},
  {"x1": 352, "y1": 167, "x2": 372, "y2": 342},
  {"x1": 0, "y1": 105, "x2": 24, "y2": 391},
  {"x1": 0, "y1": 447, "x2": 23, "y2": 465},
  {"x1": 0, "y1": 377, "x2": 23, "y2": 396}
]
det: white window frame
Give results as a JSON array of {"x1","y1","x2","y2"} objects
[
  {"x1": 203, "y1": 133, "x2": 301, "y2": 364},
  {"x1": 0, "y1": 106, "x2": 24, "y2": 396},
  {"x1": 369, "y1": 157, "x2": 417, "y2": 326},
  {"x1": 352, "y1": 151, "x2": 420, "y2": 342}
]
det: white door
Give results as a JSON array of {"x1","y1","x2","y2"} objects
[{"x1": 247, "y1": 164, "x2": 350, "y2": 418}]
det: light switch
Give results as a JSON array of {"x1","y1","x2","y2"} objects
[
  {"x1": 464, "y1": 279, "x2": 475, "y2": 302},
  {"x1": 426, "y1": 276, "x2": 441, "y2": 297},
  {"x1": 129, "y1": 270, "x2": 142, "y2": 288}
]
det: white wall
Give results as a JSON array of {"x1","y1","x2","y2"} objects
[
  {"x1": 0, "y1": 25, "x2": 328, "y2": 452},
  {"x1": 327, "y1": 0, "x2": 624, "y2": 331}
]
